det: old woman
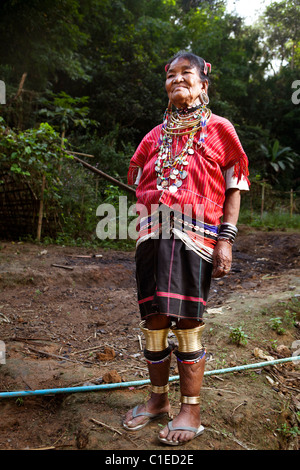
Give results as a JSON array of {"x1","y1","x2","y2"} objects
[{"x1": 123, "y1": 51, "x2": 249, "y2": 446}]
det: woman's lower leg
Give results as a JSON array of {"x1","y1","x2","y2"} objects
[
  {"x1": 123, "y1": 314, "x2": 172, "y2": 428},
  {"x1": 159, "y1": 319, "x2": 206, "y2": 443}
]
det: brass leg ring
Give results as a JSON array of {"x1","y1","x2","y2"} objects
[
  {"x1": 152, "y1": 384, "x2": 169, "y2": 394},
  {"x1": 180, "y1": 395, "x2": 201, "y2": 405}
]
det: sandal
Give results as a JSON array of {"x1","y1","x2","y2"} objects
[
  {"x1": 158, "y1": 420, "x2": 204, "y2": 446},
  {"x1": 123, "y1": 405, "x2": 168, "y2": 431}
]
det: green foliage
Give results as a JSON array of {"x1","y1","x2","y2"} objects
[
  {"x1": 276, "y1": 423, "x2": 300, "y2": 439},
  {"x1": 0, "y1": 0, "x2": 90, "y2": 90},
  {"x1": 229, "y1": 326, "x2": 249, "y2": 346},
  {"x1": 37, "y1": 91, "x2": 99, "y2": 139},
  {"x1": 73, "y1": 125, "x2": 135, "y2": 182},
  {"x1": 268, "y1": 317, "x2": 286, "y2": 335},
  {"x1": 239, "y1": 210, "x2": 300, "y2": 230},
  {"x1": 0, "y1": 0, "x2": 299, "y2": 243},
  {"x1": 262, "y1": 0, "x2": 300, "y2": 68},
  {"x1": 0, "y1": 117, "x2": 71, "y2": 195},
  {"x1": 259, "y1": 139, "x2": 299, "y2": 184},
  {"x1": 260, "y1": 296, "x2": 300, "y2": 332},
  {"x1": 0, "y1": 117, "x2": 74, "y2": 239}
]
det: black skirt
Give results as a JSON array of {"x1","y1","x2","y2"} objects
[{"x1": 135, "y1": 236, "x2": 212, "y2": 321}]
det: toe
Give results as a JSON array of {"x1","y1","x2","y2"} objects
[
  {"x1": 123, "y1": 406, "x2": 149, "y2": 429},
  {"x1": 171, "y1": 432, "x2": 179, "y2": 443},
  {"x1": 159, "y1": 424, "x2": 169, "y2": 439},
  {"x1": 123, "y1": 409, "x2": 134, "y2": 426}
]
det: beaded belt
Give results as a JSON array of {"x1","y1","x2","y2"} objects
[{"x1": 137, "y1": 206, "x2": 218, "y2": 263}]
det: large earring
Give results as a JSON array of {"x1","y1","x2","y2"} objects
[{"x1": 200, "y1": 92, "x2": 209, "y2": 105}]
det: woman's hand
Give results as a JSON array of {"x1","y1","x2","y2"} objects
[
  {"x1": 212, "y1": 240, "x2": 232, "y2": 278},
  {"x1": 212, "y1": 188, "x2": 241, "y2": 278}
]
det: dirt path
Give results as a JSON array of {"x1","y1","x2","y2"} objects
[{"x1": 0, "y1": 228, "x2": 299, "y2": 451}]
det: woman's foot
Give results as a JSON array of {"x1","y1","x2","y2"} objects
[
  {"x1": 123, "y1": 394, "x2": 171, "y2": 431},
  {"x1": 158, "y1": 404, "x2": 202, "y2": 444}
]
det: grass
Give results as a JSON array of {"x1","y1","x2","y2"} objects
[
  {"x1": 40, "y1": 210, "x2": 299, "y2": 249},
  {"x1": 239, "y1": 209, "x2": 300, "y2": 230},
  {"x1": 14, "y1": 208, "x2": 299, "y2": 250}
]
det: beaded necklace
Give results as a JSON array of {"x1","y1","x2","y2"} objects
[{"x1": 155, "y1": 104, "x2": 211, "y2": 193}]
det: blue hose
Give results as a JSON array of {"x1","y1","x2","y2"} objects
[{"x1": 0, "y1": 355, "x2": 299, "y2": 399}]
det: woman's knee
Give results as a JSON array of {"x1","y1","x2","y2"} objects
[
  {"x1": 145, "y1": 314, "x2": 171, "y2": 330},
  {"x1": 176, "y1": 318, "x2": 204, "y2": 329}
]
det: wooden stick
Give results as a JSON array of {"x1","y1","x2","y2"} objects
[
  {"x1": 12, "y1": 336, "x2": 53, "y2": 343},
  {"x1": 6, "y1": 72, "x2": 27, "y2": 105},
  {"x1": 16, "y1": 73, "x2": 27, "y2": 99},
  {"x1": 138, "y1": 334, "x2": 142, "y2": 351},
  {"x1": 90, "y1": 418, "x2": 122, "y2": 435},
  {"x1": 205, "y1": 427, "x2": 256, "y2": 450},
  {"x1": 202, "y1": 387, "x2": 239, "y2": 395},
  {"x1": 290, "y1": 188, "x2": 294, "y2": 218},
  {"x1": 231, "y1": 400, "x2": 247, "y2": 417},
  {"x1": 51, "y1": 264, "x2": 74, "y2": 270},
  {"x1": 26, "y1": 346, "x2": 75, "y2": 362},
  {"x1": 65, "y1": 150, "x2": 94, "y2": 158},
  {"x1": 26, "y1": 346, "x2": 94, "y2": 365},
  {"x1": 22, "y1": 446, "x2": 56, "y2": 451},
  {"x1": 71, "y1": 345, "x2": 104, "y2": 355},
  {"x1": 37, "y1": 173, "x2": 46, "y2": 242},
  {"x1": 261, "y1": 181, "x2": 265, "y2": 220},
  {"x1": 72, "y1": 155, "x2": 136, "y2": 196}
]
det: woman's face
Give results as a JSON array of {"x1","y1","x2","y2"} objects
[{"x1": 165, "y1": 57, "x2": 208, "y2": 109}]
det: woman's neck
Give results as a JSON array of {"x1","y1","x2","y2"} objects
[{"x1": 176, "y1": 103, "x2": 203, "y2": 115}]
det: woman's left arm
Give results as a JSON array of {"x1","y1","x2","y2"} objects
[{"x1": 212, "y1": 188, "x2": 241, "y2": 278}]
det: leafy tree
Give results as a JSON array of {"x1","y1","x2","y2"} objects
[
  {"x1": 1, "y1": 0, "x2": 299, "y2": 243},
  {"x1": 37, "y1": 91, "x2": 98, "y2": 144},
  {"x1": 261, "y1": 0, "x2": 300, "y2": 69},
  {"x1": 259, "y1": 139, "x2": 298, "y2": 184},
  {"x1": 0, "y1": 0, "x2": 90, "y2": 90},
  {"x1": 77, "y1": 0, "x2": 183, "y2": 143},
  {"x1": 0, "y1": 116, "x2": 73, "y2": 238}
]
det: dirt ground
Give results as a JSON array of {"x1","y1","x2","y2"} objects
[{"x1": 0, "y1": 227, "x2": 299, "y2": 452}]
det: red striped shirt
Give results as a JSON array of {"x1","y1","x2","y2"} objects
[{"x1": 128, "y1": 113, "x2": 249, "y2": 226}]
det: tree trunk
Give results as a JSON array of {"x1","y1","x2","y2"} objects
[{"x1": 37, "y1": 174, "x2": 46, "y2": 242}]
